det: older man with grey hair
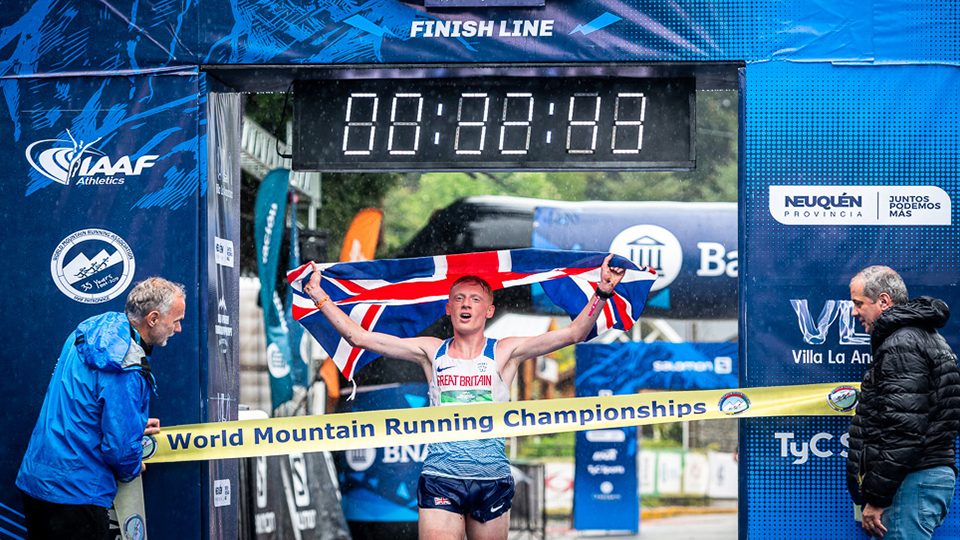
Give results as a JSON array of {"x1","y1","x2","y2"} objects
[
  {"x1": 17, "y1": 277, "x2": 186, "y2": 540},
  {"x1": 846, "y1": 265, "x2": 960, "y2": 540}
]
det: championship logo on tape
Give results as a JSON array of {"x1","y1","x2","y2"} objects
[
  {"x1": 142, "y1": 435, "x2": 158, "y2": 460},
  {"x1": 50, "y1": 229, "x2": 136, "y2": 304},
  {"x1": 826, "y1": 385, "x2": 859, "y2": 412},
  {"x1": 123, "y1": 514, "x2": 145, "y2": 540},
  {"x1": 718, "y1": 391, "x2": 750, "y2": 415}
]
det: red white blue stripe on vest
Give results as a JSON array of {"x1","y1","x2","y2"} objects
[{"x1": 287, "y1": 249, "x2": 656, "y2": 381}]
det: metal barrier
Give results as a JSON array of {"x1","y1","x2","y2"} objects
[{"x1": 510, "y1": 464, "x2": 546, "y2": 540}]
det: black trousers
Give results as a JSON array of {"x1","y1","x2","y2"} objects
[{"x1": 20, "y1": 490, "x2": 110, "y2": 540}]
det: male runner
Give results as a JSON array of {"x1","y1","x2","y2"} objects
[{"x1": 302, "y1": 254, "x2": 625, "y2": 540}]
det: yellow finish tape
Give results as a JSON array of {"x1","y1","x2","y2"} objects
[{"x1": 144, "y1": 382, "x2": 860, "y2": 463}]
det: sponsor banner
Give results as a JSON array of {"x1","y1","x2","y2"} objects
[
  {"x1": 255, "y1": 169, "x2": 301, "y2": 410},
  {"x1": 339, "y1": 383, "x2": 427, "y2": 523},
  {"x1": 576, "y1": 342, "x2": 738, "y2": 391},
  {"x1": 769, "y1": 185, "x2": 951, "y2": 225},
  {"x1": 426, "y1": 0, "x2": 544, "y2": 6},
  {"x1": 574, "y1": 347, "x2": 638, "y2": 532},
  {"x1": 246, "y1": 453, "x2": 350, "y2": 539},
  {"x1": 746, "y1": 283, "x2": 960, "y2": 386},
  {"x1": 204, "y1": 90, "x2": 243, "y2": 540},
  {"x1": 532, "y1": 202, "x2": 736, "y2": 319},
  {"x1": 145, "y1": 383, "x2": 858, "y2": 463}
]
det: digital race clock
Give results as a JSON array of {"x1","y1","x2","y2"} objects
[{"x1": 293, "y1": 75, "x2": 694, "y2": 171}]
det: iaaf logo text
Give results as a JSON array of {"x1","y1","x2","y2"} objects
[{"x1": 26, "y1": 130, "x2": 159, "y2": 186}]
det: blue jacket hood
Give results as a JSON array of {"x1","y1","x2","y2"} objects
[{"x1": 75, "y1": 312, "x2": 138, "y2": 373}]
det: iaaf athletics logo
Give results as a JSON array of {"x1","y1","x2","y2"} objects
[
  {"x1": 50, "y1": 229, "x2": 136, "y2": 304},
  {"x1": 25, "y1": 130, "x2": 158, "y2": 187}
]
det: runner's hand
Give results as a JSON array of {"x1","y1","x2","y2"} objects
[
  {"x1": 304, "y1": 262, "x2": 324, "y2": 304},
  {"x1": 599, "y1": 254, "x2": 626, "y2": 294}
]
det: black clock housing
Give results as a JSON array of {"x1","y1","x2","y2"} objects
[{"x1": 293, "y1": 74, "x2": 695, "y2": 171}]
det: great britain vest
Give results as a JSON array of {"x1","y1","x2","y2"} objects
[{"x1": 421, "y1": 337, "x2": 512, "y2": 479}]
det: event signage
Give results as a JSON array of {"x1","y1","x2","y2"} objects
[
  {"x1": 532, "y1": 202, "x2": 736, "y2": 319},
  {"x1": 144, "y1": 383, "x2": 856, "y2": 463},
  {"x1": 574, "y1": 350, "x2": 637, "y2": 531},
  {"x1": 339, "y1": 384, "x2": 428, "y2": 523},
  {"x1": 769, "y1": 185, "x2": 951, "y2": 225},
  {"x1": 426, "y1": 0, "x2": 544, "y2": 6}
]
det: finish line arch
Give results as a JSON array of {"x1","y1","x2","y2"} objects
[{"x1": 1, "y1": 2, "x2": 958, "y2": 540}]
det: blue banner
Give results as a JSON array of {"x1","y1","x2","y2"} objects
[
  {"x1": 255, "y1": 168, "x2": 297, "y2": 411},
  {"x1": 573, "y1": 350, "x2": 638, "y2": 532},
  {"x1": 0, "y1": 73, "x2": 205, "y2": 538},
  {"x1": 0, "y1": 1, "x2": 949, "y2": 78},
  {"x1": 532, "y1": 202, "x2": 737, "y2": 319},
  {"x1": 576, "y1": 342, "x2": 738, "y2": 392},
  {"x1": 572, "y1": 341, "x2": 736, "y2": 531},
  {"x1": 741, "y1": 63, "x2": 960, "y2": 540},
  {"x1": 339, "y1": 383, "x2": 429, "y2": 523}
]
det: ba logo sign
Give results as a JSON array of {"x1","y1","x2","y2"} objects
[
  {"x1": 609, "y1": 225, "x2": 682, "y2": 291},
  {"x1": 50, "y1": 229, "x2": 136, "y2": 304},
  {"x1": 25, "y1": 130, "x2": 158, "y2": 187}
]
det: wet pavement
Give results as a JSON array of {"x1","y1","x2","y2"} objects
[{"x1": 511, "y1": 510, "x2": 738, "y2": 540}]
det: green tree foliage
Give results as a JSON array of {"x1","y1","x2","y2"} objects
[
  {"x1": 382, "y1": 171, "x2": 567, "y2": 256},
  {"x1": 243, "y1": 94, "x2": 402, "y2": 262},
  {"x1": 320, "y1": 172, "x2": 400, "y2": 261}
]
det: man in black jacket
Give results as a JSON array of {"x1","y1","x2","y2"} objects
[{"x1": 846, "y1": 266, "x2": 960, "y2": 539}]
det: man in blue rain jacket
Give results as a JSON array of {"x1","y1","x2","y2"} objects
[{"x1": 17, "y1": 277, "x2": 186, "y2": 540}]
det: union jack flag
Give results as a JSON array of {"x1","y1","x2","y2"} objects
[
  {"x1": 287, "y1": 249, "x2": 656, "y2": 382},
  {"x1": 434, "y1": 497, "x2": 451, "y2": 506}
]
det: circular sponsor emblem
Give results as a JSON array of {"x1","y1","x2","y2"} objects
[
  {"x1": 50, "y1": 228, "x2": 135, "y2": 304},
  {"x1": 141, "y1": 435, "x2": 157, "y2": 460},
  {"x1": 345, "y1": 447, "x2": 376, "y2": 472},
  {"x1": 827, "y1": 385, "x2": 859, "y2": 412},
  {"x1": 600, "y1": 481, "x2": 614, "y2": 495},
  {"x1": 123, "y1": 513, "x2": 146, "y2": 540},
  {"x1": 608, "y1": 225, "x2": 682, "y2": 291},
  {"x1": 477, "y1": 362, "x2": 488, "y2": 373},
  {"x1": 718, "y1": 392, "x2": 751, "y2": 415},
  {"x1": 266, "y1": 342, "x2": 290, "y2": 378}
]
